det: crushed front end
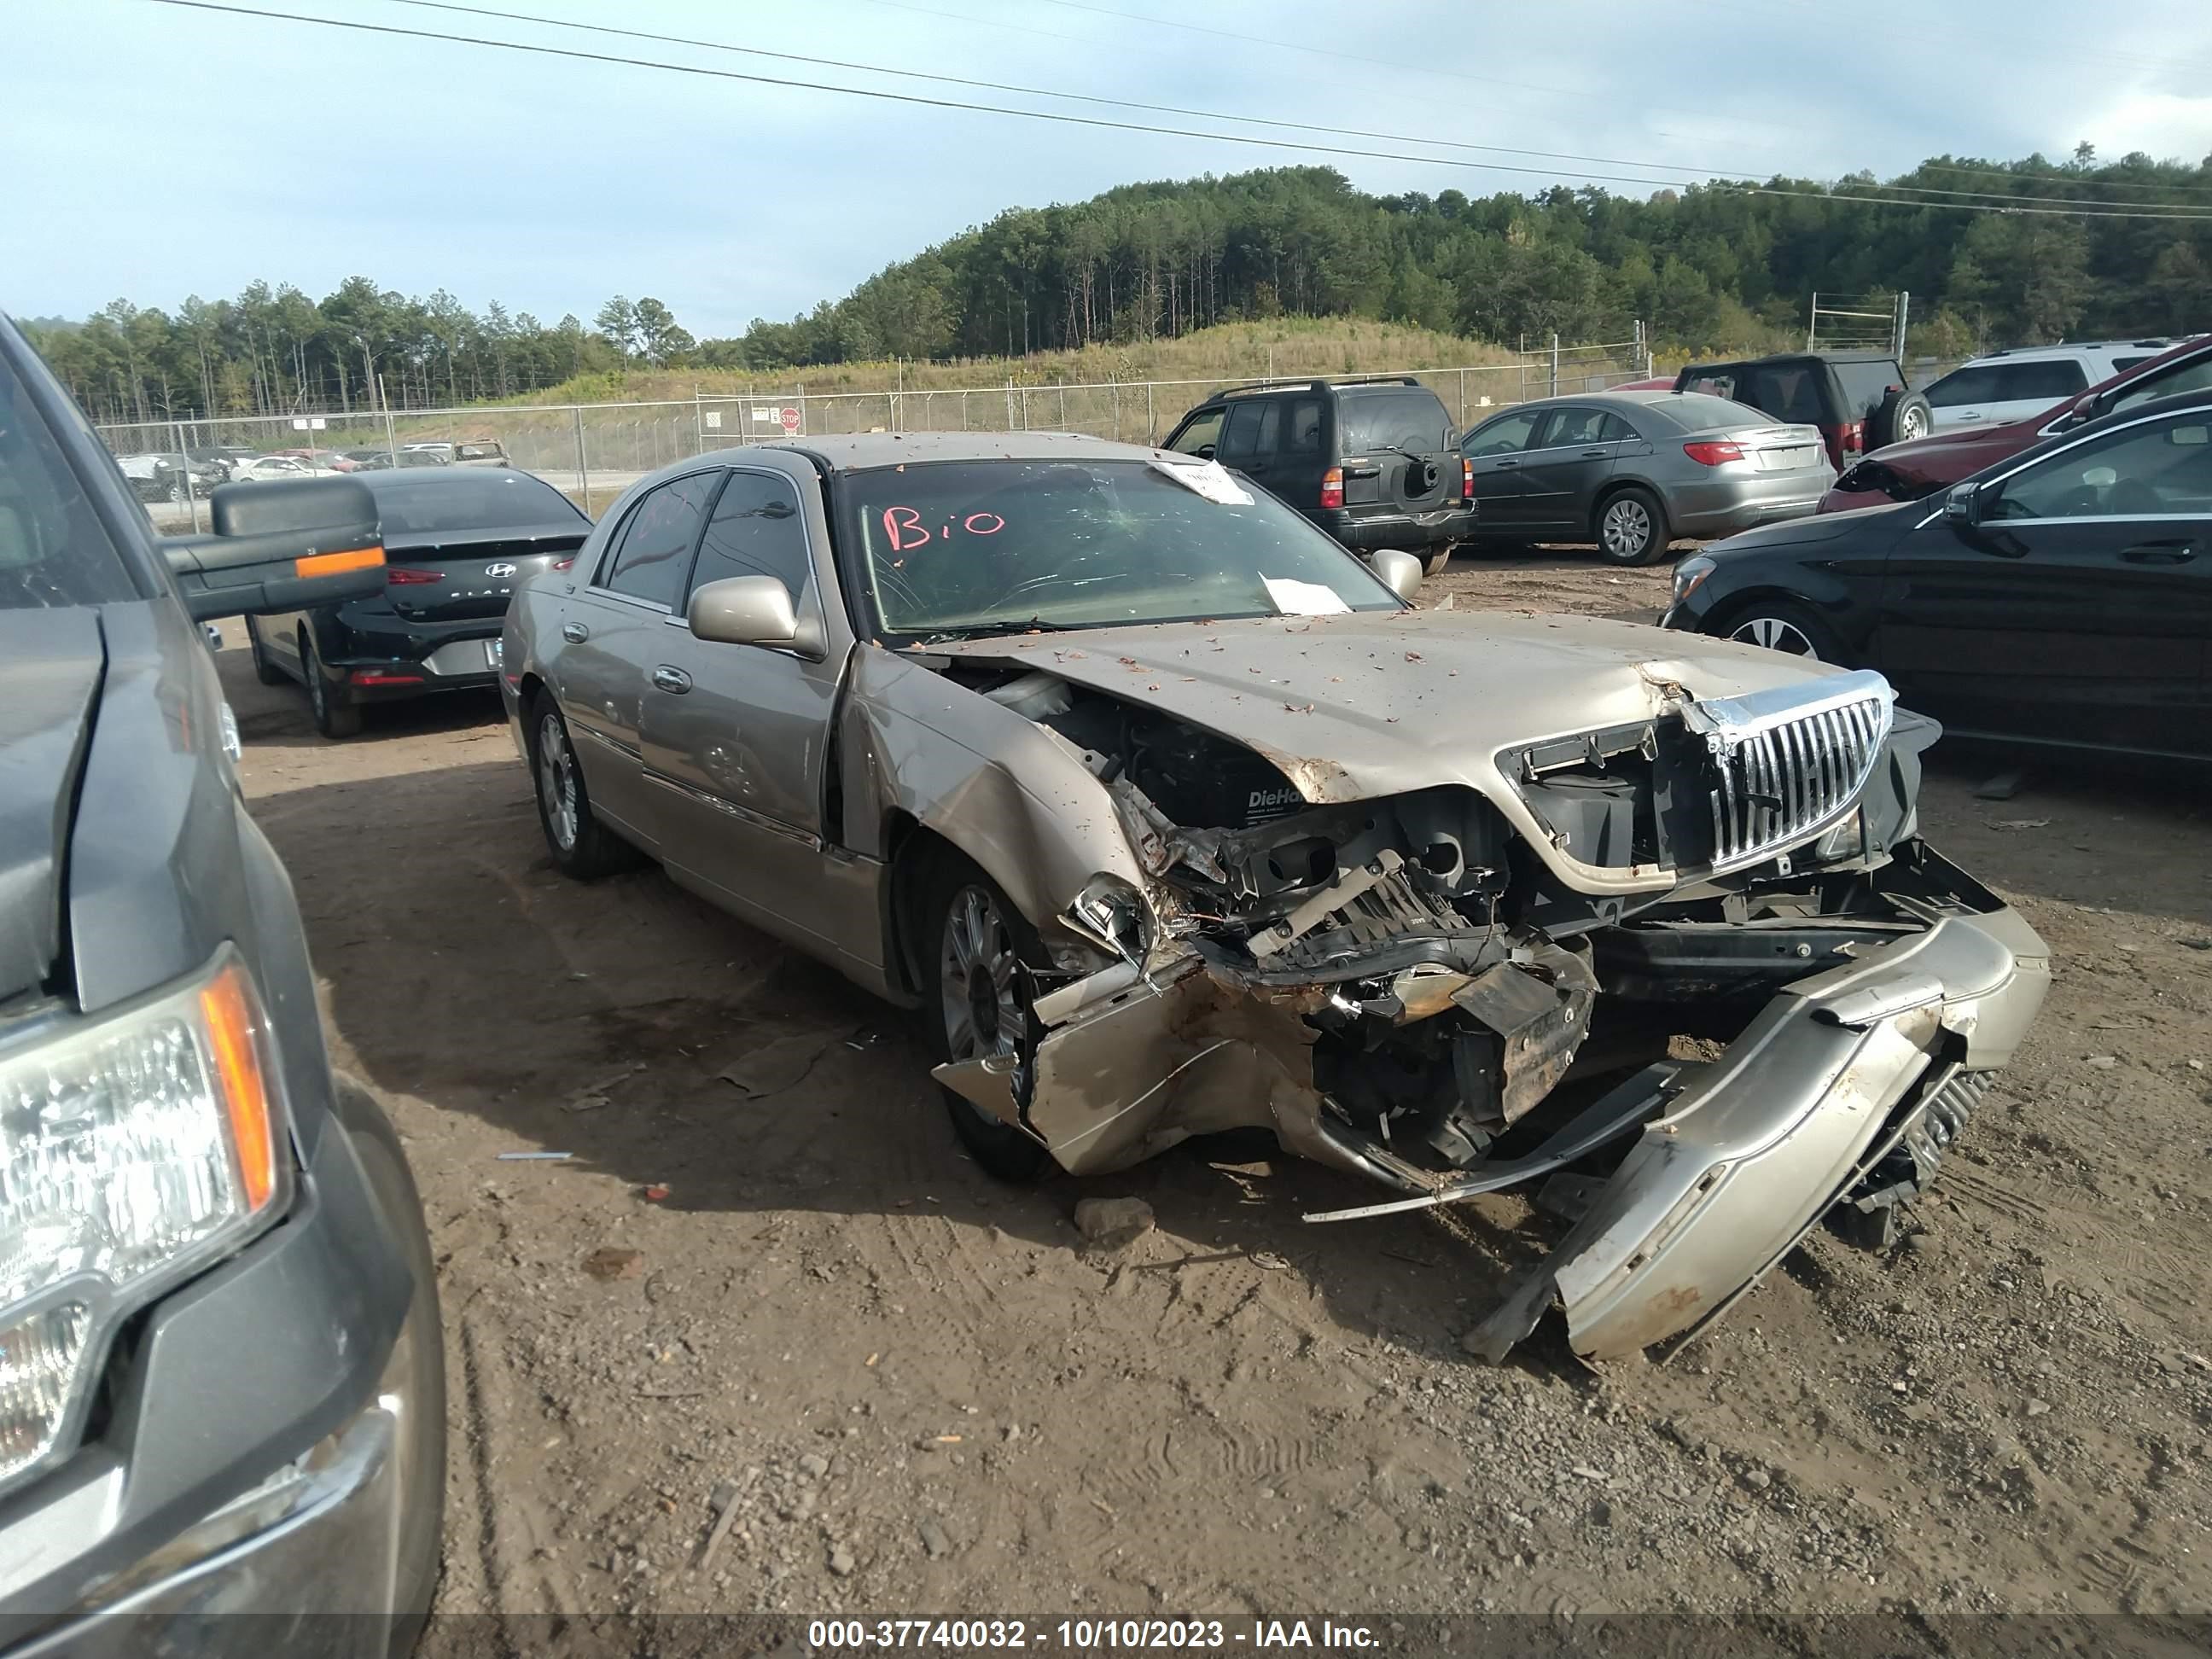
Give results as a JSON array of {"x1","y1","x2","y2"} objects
[{"x1": 928, "y1": 658, "x2": 2050, "y2": 1362}]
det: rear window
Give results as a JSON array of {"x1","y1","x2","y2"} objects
[
  {"x1": 1828, "y1": 360, "x2": 1903, "y2": 418},
  {"x1": 1745, "y1": 364, "x2": 1832, "y2": 426},
  {"x1": 1639, "y1": 392, "x2": 1767, "y2": 431},
  {"x1": 0, "y1": 346, "x2": 141, "y2": 609},
  {"x1": 1336, "y1": 388, "x2": 1452, "y2": 454},
  {"x1": 366, "y1": 471, "x2": 586, "y2": 535}
]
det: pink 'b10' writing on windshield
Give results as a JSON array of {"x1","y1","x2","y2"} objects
[{"x1": 882, "y1": 506, "x2": 1006, "y2": 551}]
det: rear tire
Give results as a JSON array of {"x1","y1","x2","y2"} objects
[
  {"x1": 302, "y1": 629, "x2": 364, "y2": 738},
  {"x1": 245, "y1": 616, "x2": 288, "y2": 686},
  {"x1": 1423, "y1": 545, "x2": 1454, "y2": 579},
  {"x1": 1714, "y1": 597, "x2": 1845, "y2": 664},
  {"x1": 527, "y1": 693, "x2": 637, "y2": 878},
  {"x1": 1870, "y1": 389, "x2": 1933, "y2": 450},
  {"x1": 919, "y1": 852, "x2": 1051, "y2": 1183},
  {"x1": 1595, "y1": 486, "x2": 1669, "y2": 566}
]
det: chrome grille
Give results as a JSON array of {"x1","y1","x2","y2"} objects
[{"x1": 1679, "y1": 670, "x2": 1897, "y2": 872}]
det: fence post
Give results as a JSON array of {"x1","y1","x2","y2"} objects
[
  {"x1": 172, "y1": 418, "x2": 201, "y2": 533},
  {"x1": 1550, "y1": 335, "x2": 1559, "y2": 400},
  {"x1": 797, "y1": 382, "x2": 807, "y2": 437},
  {"x1": 573, "y1": 405, "x2": 591, "y2": 515},
  {"x1": 1456, "y1": 369, "x2": 1466, "y2": 428},
  {"x1": 694, "y1": 385, "x2": 705, "y2": 457},
  {"x1": 1145, "y1": 381, "x2": 1154, "y2": 443},
  {"x1": 1111, "y1": 382, "x2": 1121, "y2": 442}
]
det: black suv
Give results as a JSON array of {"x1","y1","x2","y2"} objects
[
  {"x1": 1161, "y1": 376, "x2": 1476, "y2": 575},
  {"x1": 1674, "y1": 352, "x2": 1932, "y2": 471}
]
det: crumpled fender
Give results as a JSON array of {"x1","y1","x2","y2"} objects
[{"x1": 839, "y1": 646, "x2": 1144, "y2": 961}]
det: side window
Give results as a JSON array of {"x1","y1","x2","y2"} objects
[
  {"x1": 687, "y1": 471, "x2": 812, "y2": 606},
  {"x1": 1924, "y1": 366, "x2": 1994, "y2": 409},
  {"x1": 1988, "y1": 415, "x2": 2212, "y2": 521},
  {"x1": 1218, "y1": 399, "x2": 1276, "y2": 463},
  {"x1": 1287, "y1": 398, "x2": 1324, "y2": 452},
  {"x1": 1534, "y1": 407, "x2": 1609, "y2": 448},
  {"x1": 1683, "y1": 373, "x2": 1737, "y2": 400},
  {"x1": 597, "y1": 472, "x2": 718, "y2": 608},
  {"x1": 1461, "y1": 410, "x2": 1540, "y2": 458},
  {"x1": 1166, "y1": 409, "x2": 1223, "y2": 456},
  {"x1": 1599, "y1": 413, "x2": 1642, "y2": 444},
  {"x1": 2113, "y1": 355, "x2": 2212, "y2": 416},
  {"x1": 1989, "y1": 362, "x2": 2088, "y2": 402}
]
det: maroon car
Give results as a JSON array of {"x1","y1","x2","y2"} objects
[{"x1": 1818, "y1": 334, "x2": 2212, "y2": 513}]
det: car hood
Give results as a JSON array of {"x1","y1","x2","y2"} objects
[
  {"x1": 1851, "y1": 408, "x2": 2056, "y2": 483},
  {"x1": 1708, "y1": 498, "x2": 1912, "y2": 556},
  {"x1": 0, "y1": 609, "x2": 105, "y2": 1004},
  {"x1": 928, "y1": 608, "x2": 1847, "y2": 880}
]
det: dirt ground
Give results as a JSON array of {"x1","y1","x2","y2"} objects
[{"x1": 218, "y1": 545, "x2": 2212, "y2": 1619}]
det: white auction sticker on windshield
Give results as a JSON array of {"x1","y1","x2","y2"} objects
[
  {"x1": 1150, "y1": 457, "x2": 1254, "y2": 506},
  {"x1": 1262, "y1": 576, "x2": 1351, "y2": 616}
]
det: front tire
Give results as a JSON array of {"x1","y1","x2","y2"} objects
[
  {"x1": 1595, "y1": 486, "x2": 1669, "y2": 566},
  {"x1": 245, "y1": 616, "x2": 289, "y2": 685},
  {"x1": 1716, "y1": 598, "x2": 1845, "y2": 664},
  {"x1": 920, "y1": 853, "x2": 1051, "y2": 1183},
  {"x1": 302, "y1": 629, "x2": 364, "y2": 738},
  {"x1": 528, "y1": 694, "x2": 637, "y2": 878}
]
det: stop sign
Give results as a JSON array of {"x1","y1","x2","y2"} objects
[{"x1": 779, "y1": 405, "x2": 800, "y2": 434}]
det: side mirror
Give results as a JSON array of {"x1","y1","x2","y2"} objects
[
  {"x1": 1371, "y1": 547, "x2": 1424, "y2": 602},
  {"x1": 1941, "y1": 481, "x2": 1982, "y2": 528},
  {"x1": 689, "y1": 574, "x2": 799, "y2": 648},
  {"x1": 162, "y1": 476, "x2": 384, "y2": 621}
]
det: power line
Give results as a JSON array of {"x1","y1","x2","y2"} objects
[
  {"x1": 1025, "y1": 0, "x2": 1582, "y2": 100},
  {"x1": 136, "y1": 0, "x2": 2212, "y2": 222},
  {"x1": 1749, "y1": 183, "x2": 2212, "y2": 221},
  {"x1": 138, "y1": 0, "x2": 1707, "y2": 190},
  {"x1": 381, "y1": 0, "x2": 1697, "y2": 187}
]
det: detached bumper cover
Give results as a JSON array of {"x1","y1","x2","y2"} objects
[{"x1": 1464, "y1": 894, "x2": 2049, "y2": 1363}]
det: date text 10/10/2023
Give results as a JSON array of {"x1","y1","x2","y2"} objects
[{"x1": 806, "y1": 1620, "x2": 1382, "y2": 1650}]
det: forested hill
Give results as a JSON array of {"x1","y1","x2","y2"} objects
[
  {"x1": 738, "y1": 156, "x2": 2210, "y2": 368},
  {"x1": 27, "y1": 150, "x2": 2209, "y2": 423}
]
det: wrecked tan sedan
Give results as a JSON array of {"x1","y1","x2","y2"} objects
[{"x1": 501, "y1": 433, "x2": 2050, "y2": 1363}]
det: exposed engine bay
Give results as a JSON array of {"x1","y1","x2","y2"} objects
[{"x1": 918, "y1": 646, "x2": 2051, "y2": 1365}]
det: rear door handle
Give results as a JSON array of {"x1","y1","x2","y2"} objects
[
  {"x1": 1493, "y1": 459, "x2": 1519, "y2": 469},
  {"x1": 2121, "y1": 542, "x2": 2197, "y2": 564},
  {"x1": 651, "y1": 666, "x2": 693, "y2": 695},
  {"x1": 1580, "y1": 447, "x2": 1611, "y2": 458},
  {"x1": 562, "y1": 621, "x2": 589, "y2": 643}
]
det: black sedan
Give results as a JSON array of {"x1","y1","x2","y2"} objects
[
  {"x1": 1662, "y1": 391, "x2": 2212, "y2": 760},
  {"x1": 244, "y1": 466, "x2": 591, "y2": 736}
]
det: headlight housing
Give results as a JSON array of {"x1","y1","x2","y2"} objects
[
  {"x1": 1671, "y1": 554, "x2": 1716, "y2": 608},
  {"x1": 0, "y1": 949, "x2": 286, "y2": 1487}
]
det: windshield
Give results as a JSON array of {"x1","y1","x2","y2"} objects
[
  {"x1": 835, "y1": 457, "x2": 1402, "y2": 640},
  {"x1": 1336, "y1": 388, "x2": 1452, "y2": 454},
  {"x1": 0, "y1": 346, "x2": 141, "y2": 609},
  {"x1": 365, "y1": 471, "x2": 587, "y2": 534}
]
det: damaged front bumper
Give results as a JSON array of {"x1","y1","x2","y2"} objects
[{"x1": 935, "y1": 846, "x2": 2049, "y2": 1363}]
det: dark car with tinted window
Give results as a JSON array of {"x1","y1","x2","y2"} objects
[
  {"x1": 0, "y1": 311, "x2": 445, "y2": 1652},
  {"x1": 245, "y1": 465, "x2": 591, "y2": 736},
  {"x1": 1663, "y1": 390, "x2": 2212, "y2": 760},
  {"x1": 1161, "y1": 376, "x2": 1476, "y2": 575}
]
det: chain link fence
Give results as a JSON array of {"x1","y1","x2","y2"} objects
[{"x1": 100, "y1": 337, "x2": 1653, "y2": 530}]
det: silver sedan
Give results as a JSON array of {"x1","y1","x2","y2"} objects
[{"x1": 1459, "y1": 389, "x2": 1836, "y2": 565}]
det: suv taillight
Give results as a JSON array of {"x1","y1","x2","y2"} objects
[
  {"x1": 1840, "y1": 421, "x2": 1866, "y2": 454},
  {"x1": 1460, "y1": 457, "x2": 1475, "y2": 500},
  {"x1": 386, "y1": 567, "x2": 443, "y2": 585},
  {"x1": 1682, "y1": 440, "x2": 1745, "y2": 467},
  {"x1": 1320, "y1": 467, "x2": 1345, "y2": 510}
]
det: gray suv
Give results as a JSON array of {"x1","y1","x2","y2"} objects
[{"x1": 0, "y1": 312, "x2": 444, "y2": 1653}]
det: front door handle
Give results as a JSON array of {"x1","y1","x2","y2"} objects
[
  {"x1": 1493, "y1": 459, "x2": 1520, "y2": 469},
  {"x1": 2121, "y1": 542, "x2": 2197, "y2": 564},
  {"x1": 1580, "y1": 447, "x2": 1610, "y2": 458},
  {"x1": 562, "y1": 621, "x2": 589, "y2": 643},
  {"x1": 651, "y1": 666, "x2": 693, "y2": 695}
]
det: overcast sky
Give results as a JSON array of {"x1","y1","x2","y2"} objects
[{"x1": 9, "y1": 0, "x2": 2211, "y2": 337}]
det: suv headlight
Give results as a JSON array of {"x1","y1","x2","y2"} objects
[
  {"x1": 0, "y1": 949, "x2": 285, "y2": 1486},
  {"x1": 1671, "y1": 555, "x2": 1716, "y2": 607}
]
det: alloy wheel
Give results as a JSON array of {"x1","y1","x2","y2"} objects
[
  {"x1": 537, "y1": 712, "x2": 579, "y2": 851},
  {"x1": 1731, "y1": 615, "x2": 1817, "y2": 655},
  {"x1": 1602, "y1": 498, "x2": 1652, "y2": 559},
  {"x1": 1898, "y1": 406, "x2": 1928, "y2": 442},
  {"x1": 939, "y1": 884, "x2": 1023, "y2": 1062}
]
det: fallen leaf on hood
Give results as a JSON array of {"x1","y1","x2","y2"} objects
[
  {"x1": 1284, "y1": 702, "x2": 1315, "y2": 713},
  {"x1": 1405, "y1": 651, "x2": 1422, "y2": 661}
]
